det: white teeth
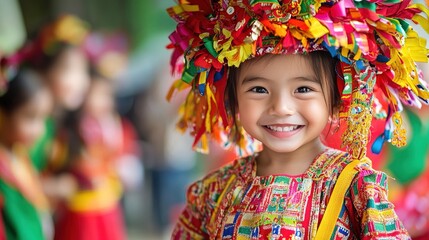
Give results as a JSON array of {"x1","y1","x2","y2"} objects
[{"x1": 266, "y1": 125, "x2": 299, "y2": 132}]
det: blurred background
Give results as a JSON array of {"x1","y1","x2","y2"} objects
[
  {"x1": 0, "y1": 0, "x2": 208, "y2": 239},
  {"x1": 1, "y1": 0, "x2": 429, "y2": 240}
]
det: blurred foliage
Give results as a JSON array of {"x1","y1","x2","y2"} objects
[
  {"x1": 18, "y1": 0, "x2": 52, "y2": 37},
  {"x1": 0, "y1": 0, "x2": 26, "y2": 53},
  {"x1": 17, "y1": 0, "x2": 175, "y2": 50}
]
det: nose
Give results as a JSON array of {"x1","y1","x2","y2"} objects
[{"x1": 269, "y1": 92, "x2": 295, "y2": 116}]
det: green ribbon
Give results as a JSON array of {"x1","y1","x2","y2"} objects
[
  {"x1": 354, "y1": 0, "x2": 376, "y2": 11},
  {"x1": 397, "y1": 19, "x2": 410, "y2": 33},
  {"x1": 203, "y1": 37, "x2": 219, "y2": 58},
  {"x1": 182, "y1": 59, "x2": 198, "y2": 84},
  {"x1": 388, "y1": 18, "x2": 406, "y2": 37}
]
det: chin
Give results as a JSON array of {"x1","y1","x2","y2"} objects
[
  {"x1": 64, "y1": 101, "x2": 83, "y2": 110},
  {"x1": 258, "y1": 141, "x2": 301, "y2": 154},
  {"x1": 266, "y1": 146, "x2": 300, "y2": 154}
]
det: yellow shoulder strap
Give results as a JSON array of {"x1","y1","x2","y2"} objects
[{"x1": 314, "y1": 159, "x2": 360, "y2": 240}]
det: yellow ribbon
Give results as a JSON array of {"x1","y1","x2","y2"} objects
[
  {"x1": 314, "y1": 159, "x2": 361, "y2": 240},
  {"x1": 304, "y1": 18, "x2": 329, "y2": 39},
  {"x1": 171, "y1": 4, "x2": 200, "y2": 15},
  {"x1": 205, "y1": 84, "x2": 213, "y2": 133},
  {"x1": 410, "y1": 3, "x2": 429, "y2": 33},
  {"x1": 166, "y1": 78, "x2": 191, "y2": 101},
  {"x1": 405, "y1": 29, "x2": 429, "y2": 62}
]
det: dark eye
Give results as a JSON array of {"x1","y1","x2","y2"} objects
[
  {"x1": 295, "y1": 87, "x2": 312, "y2": 93},
  {"x1": 249, "y1": 86, "x2": 268, "y2": 94}
]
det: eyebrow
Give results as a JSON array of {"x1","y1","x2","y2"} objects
[
  {"x1": 297, "y1": 76, "x2": 320, "y2": 84},
  {"x1": 241, "y1": 76, "x2": 268, "y2": 85},
  {"x1": 241, "y1": 75, "x2": 320, "y2": 85}
]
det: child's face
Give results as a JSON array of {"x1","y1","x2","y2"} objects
[
  {"x1": 7, "y1": 89, "x2": 52, "y2": 147},
  {"x1": 46, "y1": 47, "x2": 90, "y2": 110},
  {"x1": 83, "y1": 78, "x2": 115, "y2": 118},
  {"x1": 236, "y1": 54, "x2": 330, "y2": 154}
]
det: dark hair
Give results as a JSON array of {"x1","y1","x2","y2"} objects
[
  {"x1": 88, "y1": 65, "x2": 111, "y2": 83},
  {"x1": 30, "y1": 42, "x2": 77, "y2": 73},
  {"x1": 225, "y1": 51, "x2": 340, "y2": 130},
  {"x1": 307, "y1": 51, "x2": 341, "y2": 114},
  {"x1": 0, "y1": 69, "x2": 46, "y2": 113}
]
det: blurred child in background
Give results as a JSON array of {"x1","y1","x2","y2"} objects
[
  {"x1": 17, "y1": 14, "x2": 92, "y2": 220},
  {"x1": 84, "y1": 31, "x2": 143, "y2": 194},
  {"x1": 27, "y1": 15, "x2": 90, "y2": 173},
  {"x1": 51, "y1": 68, "x2": 140, "y2": 240},
  {"x1": 0, "y1": 69, "x2": 53, "y2": 240},
  {"x1": 82, "y1": 69, "x2": 142, "y2": 194}
]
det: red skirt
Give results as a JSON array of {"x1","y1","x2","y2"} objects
[{"x1": 54, "y1": 204, "x2": 126, "y2": 240}]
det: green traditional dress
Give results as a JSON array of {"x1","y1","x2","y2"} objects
[
  {"x1": 0, "y1": 147, "x2": 48, "y2": 240},
  {"x1": 29, "y1": 118, "x2": 55, "y2": 172}
]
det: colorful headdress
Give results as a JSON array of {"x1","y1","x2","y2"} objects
[
  {"x1": 166, "y1": 0, "x2": 429, "y2": 159},
  {"x1": 84, "y1": 32, "x2": 129, "y2": 79},
  {"x1": 35, "y1": 14, "x2": 88, "y2": 57}
]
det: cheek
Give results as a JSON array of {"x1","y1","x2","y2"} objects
[
  {"x1": 50, "y1": 69, "x2": 89, "y2": 100},
  {"x1": 237, "y1": 96, "x2": 264, "y2": 128},
  {"x1": 11, "y1": 120, "x2": 31, "y2": 144},
  {"x1": 50, "y1": 76, "x2": 73, "y2": 104},
  {"x1": 303, "y1": 100, "x2": 330, "y2": 124},
  {"x1": 86, "y1": 95, "x2": 112, "y2": 115},
  {"x1": 60, "y1": 71, "x2": 88, "y2": 94},
  {"x1": 13, "y1": 118, "x2": 45, "y2": 146}
]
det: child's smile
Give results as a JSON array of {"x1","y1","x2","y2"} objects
[{"x1": 262, "y1": 124, "x2": 303, "y2": 138}]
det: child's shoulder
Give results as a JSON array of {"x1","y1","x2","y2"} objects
[
  {"x1": 315, "y1": 148, "x2": 381, "y2": 178},
  {"x1": 322, "y1": 148, "x2": 389, "y2": 187},
  {"x1": 311, "y1": 148, "x2": 354, "y2": 178},
  {"x1": 353, "y1": 156, "x2": 390, "y2": 190}
]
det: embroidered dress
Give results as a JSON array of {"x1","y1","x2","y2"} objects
[{"x1": 172, "y1": 148, "x2": 409, "y2": 239}]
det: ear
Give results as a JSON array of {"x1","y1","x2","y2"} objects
[{"x1": 329, "y1": 106, "x2": 340, "y2": 122}]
